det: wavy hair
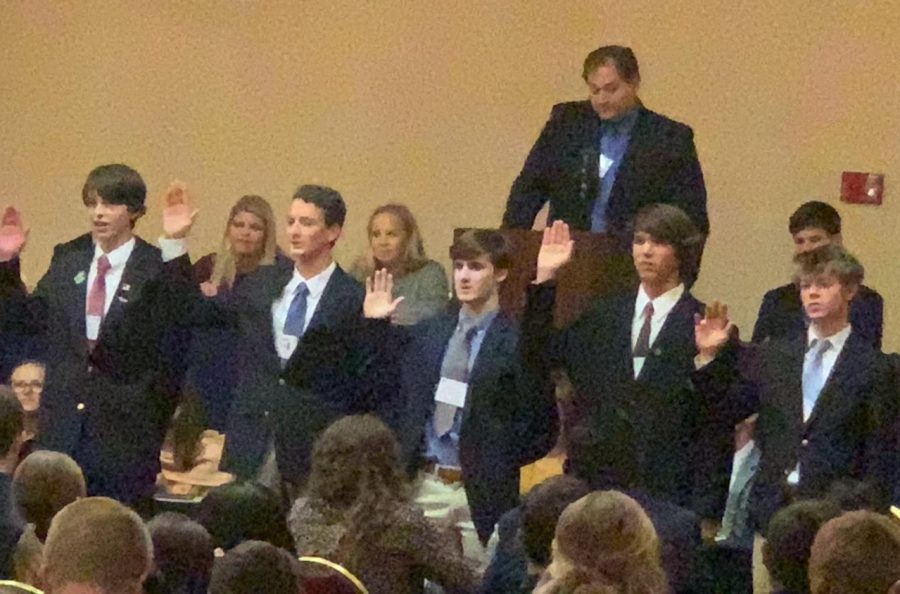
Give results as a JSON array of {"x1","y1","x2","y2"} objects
[
  {"x1": 552, "y1": 491, "x2": 669, "y2": 594},
  {"x1": 350, "y1": 203, "x2": 429, "y2": 280},
  {"x1": 209, "y1": 195, "x2": 277, "y2": 289},
  {"x1": 305, "y1": 415, "x2": 410, "y2": 570}
]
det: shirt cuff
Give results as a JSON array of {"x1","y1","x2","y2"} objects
[{"x1": 158, "y1": 236, "x2": 188, "y2": 262}]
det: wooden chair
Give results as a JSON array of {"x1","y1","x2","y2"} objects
[
  {"x1": 0, "y1": 580, "x2": 44, "y2": 594},
  {"x1": 296, "y1": 556, "x2": 368, "y2": 594}
]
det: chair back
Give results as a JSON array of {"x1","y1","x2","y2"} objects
[{"x1": 296, "y1": 556, "x2": 368, "y2": 594}]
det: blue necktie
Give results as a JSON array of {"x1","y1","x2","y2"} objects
[
  {"x1": 283, "y1": 283, "x2": 310, "y2": 337},
  {"x1": 802, "y1": 339, "x2": 832, "y2": 421}
]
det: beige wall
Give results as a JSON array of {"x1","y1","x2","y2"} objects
[{"x1": 2, "y1": 1, "x2": 898, "y2": 348}]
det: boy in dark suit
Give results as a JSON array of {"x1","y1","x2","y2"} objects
[
  {"x1": 752, "y1": 200, "x2": 884, "y2": 349},
  {"x1": 0, "y1": 164, "x2": 197, "y2": 507},
  {"x1": 363, "y1": 229, "x2": 557, "y2": 546}
]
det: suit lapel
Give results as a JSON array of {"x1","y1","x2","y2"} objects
[
  {"x1": 62, "y1": 236, "x2": 95, "y2": 348},
  {"x1": 609, "y1": 107, "x2": 648, "y2": 214},
  {"x1": 461, "y1": 315, "x2": 510, "y2": 427},
  {"x1": 97, "y1": 239, "x2": 156, "y2": 343},
  {"x1": 303, "y1": 266, "x2": 346, "y2": 336},
  {"x1": 252, "y1": 261, "x2": 293, "y2": 361},
  {"x1": 635, "y1": 292, "x2": 693, "y2": 381},
  {"x1": 804, "y1": 333, "x2": 862, "y2": 429}
]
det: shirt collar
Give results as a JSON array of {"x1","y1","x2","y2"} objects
[
  {"x1": 635, "y1": 283, "x2": 685, "y2": 320},
  {"x1": 290, "y1": 260, "x2": 337, "y2": 300},
  {"x1": 458, "y1": 305, "x2": 499, "y2": 334},
  {"x1": 93, "y1": 237, "x2": 136, "y2": 270},
  {"x1": 602, "y1": 106, "x2": 640, "y2": 134},
  {"x1": 807, "y1": 323, "x2": 852, "y2": 352}
]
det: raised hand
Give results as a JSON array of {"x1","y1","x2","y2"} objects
[
  {"x1": 161, "y1": 180, "x2": 199, "y2": 239},
  {"x1": 694, "y1": 300, "x2": 734, "y2": 364},
  {"x1": 200, "y1": 281, "x2": 219, "y2": 297},
  {"x1": 535, "y1": 220, "x2": 574, "y2": 283},
  {"x1": 364, "y1": 268, "x2": 404, "y2": 319},
  {"x1": 0, "y1": 207, "x2": 28, "y2": 262}
]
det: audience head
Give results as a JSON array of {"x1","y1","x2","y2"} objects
[
  {"x1": 288, "y1": 184, "x2": 346, "y2": 265},
  {"x1": 81, "y1": 164, "x2": 146, "y2": 251},
  {"x1": 448, "y1": 229, "x2": 510, "y2": 310},
  {"x1": 13, "y1": 450, "x2": 86, "y2": 541},
  {"x1": 145, "y1": 512, "x2": 214, "y2": 594},
  {"x1": 0, "y1": 386, "x2": 24, "y2": 469},
  {"x1": 582, "y1": 45, "x2": 641, "y2": 121},
  {"x1": 789, "y1": 201, "x2": 842, "y2": 255},
  {"x1": 9, "y1": 360, "x2": 45, "y2": 413},
  {"x1": 632, "y1": 203, "x2": 703, "y2": 291},
  {"x1": 42, "y1": 497, "x2": 153, "y2": 594},
  {"x1": 208, "y1": 540, "x2": 300, "y2": 594},
  {"x1": 210, "y1": 195, "x2": 277, "y2": 288},
  {"x1": 546, "y1": 490, "x2": 668, "y2": 594},
  {"x1": 196, "y1": 481, "x2": 292, "y2": 552},
  {"x1": 793, "y1": 244, "x2": 863, "y2": 329},
  {"x1": 521, "y1": 476, "x2": 591, "y2": 569},
  {"x1": 763, "y1": 499, "x2": 842, "y2": 594},
  {"x1": 358, "y1": 203, "x2": 428, "y2": 276},
  {"x1": 809, "y1": 510, "x2": 900, "y2": 594}
]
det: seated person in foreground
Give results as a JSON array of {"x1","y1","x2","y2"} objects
[
  {"x1": 350, "y1": 203, "x2": 449, "y2": 325},
  {"x1": 195, "y1": 481, "x2": 293, "y2": 554},
  {"x1": 0, "y1": 387, "x2": 24, "y2": 579},
  {"x1": 144, "y1": 512, "x2": 214, "y2": 594},
  {"x1": 288, "y1": 414, "x2": 479, "y2": 594},
  {"x1": 752, "y1": 200, "x2": 883, "y2": 348},
  {"x1": 208, "y1": 540, "x2": 301, "y2": 594}
]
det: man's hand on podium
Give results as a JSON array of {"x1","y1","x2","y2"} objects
[{"x1": 535, "y1": 220, "x2": 574, "y2": 283}]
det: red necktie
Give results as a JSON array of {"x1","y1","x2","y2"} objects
[{"x1": 86, "y1": 255, "x2": 111, "y2": 347}]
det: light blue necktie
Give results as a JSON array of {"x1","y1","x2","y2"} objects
[
  {"x1": 283, "y1": 283, "x2": 310, "y2": 337},
  {"x1": 802, "y1": 339, "x2": 832, "y2": 421}
]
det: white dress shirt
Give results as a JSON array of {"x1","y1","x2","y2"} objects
[
  {"x1": 272, "y1": 261, "x2": 336, "y2": 362},
  {"x1": 631, "y1": 283, "x2": 685, "y2": 378},
  {"x1": 85, "y1": 238, "x2": 135, "y2": 339}
]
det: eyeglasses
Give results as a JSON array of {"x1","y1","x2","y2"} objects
[{"x1": 12, "y1": 381, "x2": 43, "y2": 391}]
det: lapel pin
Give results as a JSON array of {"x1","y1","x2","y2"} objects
[
  {"x1": 74, "y1": 271, "x2": 86, "y2": 285},
  {"x1": 118, "y1": 296, "x2": 129, "y2": 303},
  {"x1": 121, "y1": 283, "x2": 131, "y2": 291},
  {"x1": 652, "y1": 347, "x2": 662, "y2": 356}
]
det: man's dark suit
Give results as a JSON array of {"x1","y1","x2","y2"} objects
[
  {"x1": 0, "y1": 234, "x2": 193, "y2": 504},
  {"x1": 522, "y1": 283, "x2": 736, "y2": 519},
  {"x1": 222, "y1": 260, "x2": 371, "y2": 484},
  {"x1": 752, "y1": 282, "x2": 884, "y2": 349},
  {"x1": 693, "y1": 332, "x2": 898, "y2": 531},
  {"x1": 370, "y1": 311, "x2": 557, "y2": 544},
  {"x1": 503, "y1": 102, "x2": 708, "y2": 236}
]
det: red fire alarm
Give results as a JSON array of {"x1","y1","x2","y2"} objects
[{"x1": 841, "y1": 171, "x2": 884, "y2": 205}]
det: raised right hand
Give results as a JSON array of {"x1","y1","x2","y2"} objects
[
  {"x1": 0, "y1": 207, "x2": 28, "y2": 262},
  {"x1": 364, "y1": 268, "x2": 405, "y2": 319},
  {"x1": 694, "y1": 300, "x2": 734, "y2": 363},
  {"x1": 535, "y1": 220, "x2": 574, "y2": 283}
]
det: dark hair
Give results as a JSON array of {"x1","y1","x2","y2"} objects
[
  {"x1": 765, "y1": 499, "x2": 842, "y2": 594},
  {"x1": 208, "y1": 540, "x2": 300, "y2": 594},
  {"x1": 583, "y1": 45, "x2": 640, "y2": 83},
  {"x1": 0, "y1": 386, "x2": 23, "y2": 457},
  {"x1": 196, "y1": 482, "x2": 292, "y2": 552},
  {"x1": 293, "y1": 184, "x2": 347, "y2": 228},
  {"x1": 13, "y1": 450, "x2": 86, "y2": 541},
  {"x1": 82, "y1": 163, "x2": 147, "y2": 215},
  {"x1": 522, "y1": 475, "x2": 591, "y2": 567},
  {"x1": 789, "y1": 201, "x2": 841, "y2": 236},
  {"x1": 145, "y1": 512, "x2": 214, "y2": 594},
  {"x1": 793, "y1": 244, "x2": 864, "y2": 288},
  {"x1": 632, "y1": 203, "x2": 703, "y2": 286},
  {"x1": 449, "y1": 229, "x2": 511, "y2": 271}
]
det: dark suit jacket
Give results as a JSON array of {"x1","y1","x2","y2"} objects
[
  {"x1": 503, "y1": 102, "x2": 708, "y2": 236},
  {"x1": 222, "y1": 260, "x2": 370, "y2": 484},
  {"x1": 0, "y1": 473, "x2": 22, "y2": 579},
  {"x1": 0, "y1": 234, "x2": 194, "y2": 503},
  {"x1": 752, "y1": 282, "x2": 884, "y2": 350},
  {"x1": 368, "y1": 311, "x2": 557, "y2": 543},
  {"x1": 693, "y1": 333, "x2": 897, "y2": 531},
  {"x1": 522, "y1": 283, "x2": 736, "y2": 519}
]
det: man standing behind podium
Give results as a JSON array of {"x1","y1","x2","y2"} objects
[{"x1": 503, "y1": 45, "x2": 708, "y2": 239}]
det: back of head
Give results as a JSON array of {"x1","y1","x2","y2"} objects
[
  {"x1": 522, "y1": 475, "x2": 591, "y2": 568},
  {"x1": 13, "y1": 450, "x2": 86, "y2": 541},
  {"x1": 449, "y1": 229, "x2": 511, "y2": 271},
  {"x1": 764, "y1": 499, "x2": 842, "y2": 594},
  {"x1": 0, "y1": 386, "x2": 23, "y2": 459},
  {"x1": 793, "y1": 243, "x2": 864, "y2": 288},
  {"x1": 789, "y1": 201, "x2": 841, "y2": 235},
  {"x1": 809, "y1": 510, "x2": 900, "y2": 594},
  {"x1": 43, "y1": 497, "x2": 152, "y2": 594},
  {"x1": 553, "y1": 490, "x2": 668, "y2": 594},
  {"x1": 582, "y1": 45, "x2": 640, "y2": 83},
  {"x1": 146, "y1": 512, "x2": 214, "y2": 594},
  {"x1": 82, "y1": 163, "x2": 147, "y2": 215},
  {"x1": 208, "y1": 540, "x2": 299, "y2": 594},
  {"x1": 196, "y1": 482, "x2": 292, "y2": 551}
]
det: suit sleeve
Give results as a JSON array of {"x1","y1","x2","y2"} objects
[
  {"x1": 855, "y1": 289, "x2": 884, "y2": 350},
  {"x1": 502, "y1": 105, "x2": 564, "y2": 229},
  {"x1": 520, "y1": 281, "x2": 570, "y2": 382},
  {"x1": 751, "y1": 291, "x2": 778, "y2": 343},
  {"x1": 667, "y1": 127, "x2": 709, "y2": 236}
]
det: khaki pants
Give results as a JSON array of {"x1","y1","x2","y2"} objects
[{"x1": 752, "y1": 533, "x2": 775, "y2": 594}]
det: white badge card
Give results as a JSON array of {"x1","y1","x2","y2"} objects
[
  {"x1": 599, "y1": 153, "x2": 614, "y2": 178},
  {"x1": 277, "y1": 334, "x2": 299, "y2": 360},
  {"x1": 85, "y1": 315, "x2": 102, "y2": 340},
  {"x1": 434, "y1": 377, "x2": 468, "y2": 409}
]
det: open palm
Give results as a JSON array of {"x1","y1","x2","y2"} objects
[
  {"x1": 0, "y1": 207, "x2": 28, "y2": 261},
  {"x1": 162, "y1": 181, "x2": 199, "y2": 239},
  {"x1": 694, "y1": 301, "x2": 734, "y2": 355},
  {"x1": 536, "y1": 220, "x2": 574, "y2": 282},
  {"x1": 364, "y1": 269, "x2": 404, "y2": 319}
]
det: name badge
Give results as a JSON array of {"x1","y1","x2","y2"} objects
[
  {"x1": 435, "y1": 377, "x2": 468, "y2": 409},
  {"x1": 599, "y1": 153, "x2": 614, "y2": 178},
  {"x1": 86, "y1": 315, "x2": 102, "y2": 340},
  {"x1": 278, "y1": 335, "x2": 298, "y2": 359}
]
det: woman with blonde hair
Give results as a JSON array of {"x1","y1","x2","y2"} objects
[
  {"x1": 289, "y1": 415, "x2": 477, "y2": 594},
  {"x1": 534, "y1": 491, "x2": 670, "y2": 594},
  {"x1": 350, "y1": 203, "x2": 448, "y2": 325}
]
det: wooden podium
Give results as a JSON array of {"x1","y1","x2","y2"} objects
[{"x1": 456, "y1": 229, "x2": 635, "y2": 327}]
